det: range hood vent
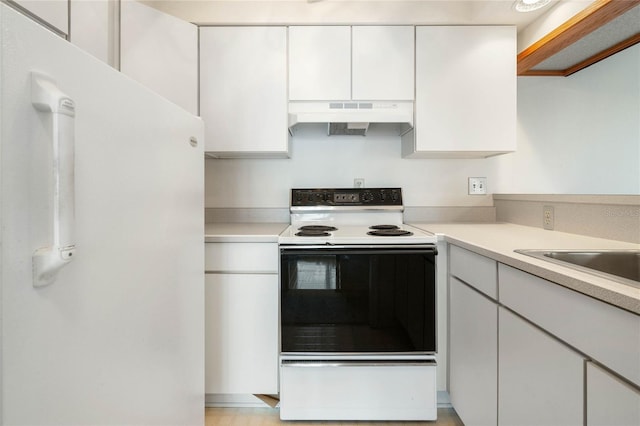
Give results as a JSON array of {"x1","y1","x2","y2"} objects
[{"x1": 288, "y1": 101, "x2": 414, "y2": 136}]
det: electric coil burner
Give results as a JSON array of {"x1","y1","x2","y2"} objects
[
  {"x1": 367, "y1": 224, "x2": 413, "y2": 236},
  {"x1": 278, "y1": 188, "x2": 438, "y2": 422},
  {"x1": 295, "y1": 225, "x2": 338, "y2": 237}
]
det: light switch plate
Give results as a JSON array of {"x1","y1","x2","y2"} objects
[{"x1": 468, "y1": 177, "x2": 487, "y2": 195}]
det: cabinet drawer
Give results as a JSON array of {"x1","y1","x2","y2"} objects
[
  {"x1": 499, "y1": 264, "x2": 640, "y2": 387},
  {"x1": 205, "y1": 242, "x2": 278, "y2": 272},
  {"x1": 280, "y1": 361, "x2": 436, "y2": 420},
  {"x1": 449, "y1": 245, "x2": 497, "y2": 299}
]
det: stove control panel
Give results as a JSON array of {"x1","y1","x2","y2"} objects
[{"x1": 291, "y1": 188, "x2": 403, "y2": 207}]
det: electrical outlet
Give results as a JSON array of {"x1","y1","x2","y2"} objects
[
  {"x1": 543, "y1": 205, "x2": 554, "y2": 230},
  {"x1": 468, "y1": 177, "x2": 487, "y2": 195},
  {"x1": 354, "y1": 178, "x2": 365, "y2": 188}
]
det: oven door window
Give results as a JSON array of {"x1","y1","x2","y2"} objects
[{"x1": 280, "y1": 247, "x2": 436, "y2": 353}]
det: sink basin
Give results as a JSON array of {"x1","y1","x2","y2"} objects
[{"x1": 514, "y1": 249, "x2": 640, "y2": 288}]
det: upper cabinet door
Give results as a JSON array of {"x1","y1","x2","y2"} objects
[
  {"x1": 352, "y1": 26, "x2": 414, "y2": 100},
  {"x1": 200, "y1": 26, "x2": 289, "y2": 157},
  {"x1": 404, "y1": 26, "x2": 516, "y2": 158},
  {"x1": 13, "y1": 0, "x2": 68, "y2": 35},
  {"x1": 70, "y1": 0, "x2": 113, "y2": 65},
  {"x1": 120, "y1": 1, "x2": 198, "y2": 115},
  {"x1": 288, "y1": 26, "x2": 351, "y2": 101}
]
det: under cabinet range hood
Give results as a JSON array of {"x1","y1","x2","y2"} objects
[{"x1": 288, "y1": 101, "x2": 414, "y2": 136}]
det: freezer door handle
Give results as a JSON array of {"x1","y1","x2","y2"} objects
[{"x1": 31, "y1": 72, "x2": 76, "y2": 287}]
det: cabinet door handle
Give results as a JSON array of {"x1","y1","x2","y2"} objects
[{"x1": 31, "y1": 72, "x2": 76, "y2": 287}]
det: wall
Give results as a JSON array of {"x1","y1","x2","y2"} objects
[
  {"x1": 490, "y1": 43, "x2": 640, "y2": 195},
  {"x1": 205, "y1": 42, "x2": 639, "y2": 209},
  {"x1": 205, "y1": 126, "x2": 495, "y2": 208}
]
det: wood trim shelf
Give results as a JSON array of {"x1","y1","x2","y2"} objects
[{"x1": 517, "y1": 0, "x2": 640, "y2": 76}]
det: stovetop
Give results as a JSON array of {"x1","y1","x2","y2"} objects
[
  {"x1": 279, "y1": 223, "x2": 436, "y2": 245},
  {"x1": 279, "y1": 188, "x2": 436, "y2": 245}
]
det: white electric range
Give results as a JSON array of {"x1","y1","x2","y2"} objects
[
  {"x1": 278, "y1": 188, "x2": 439, "y2": 421},
  {"x1": 278, "y1": 187, "x2": 437, "y2": 245}
]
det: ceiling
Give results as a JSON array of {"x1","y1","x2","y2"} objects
[{"x1": 142, "y1": 0, "x2": 569, "y2": 31}]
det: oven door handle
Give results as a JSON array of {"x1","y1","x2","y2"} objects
[
  {"x1": 281, "y1": 360, "x2": 437, "y2": 368},
  {"x1": 280, "y1": 245, "x2": 437, "y2": 256}
]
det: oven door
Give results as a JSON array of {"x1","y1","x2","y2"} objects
[{"x1": 280, "y1": 244, "x2": 437, "y2": 355}]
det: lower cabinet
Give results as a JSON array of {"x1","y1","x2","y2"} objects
[
  {"x1": 587, "y1": 362, "x2": 640, "y2": 426},
  {"x1": 448, "y1": 244, "x2": 640, "y2": 426},
  {"x1": 449, "y1": 277, "x2": 498, "y2": 426},
  {"x1": 204, "y1": 273, "x2": 278, "y2": 394},
  {"x1": 498, "y1": 307, "x2": 584, "y2": 426}
]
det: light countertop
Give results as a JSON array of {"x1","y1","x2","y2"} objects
[
  {"x1": 411, "y1": 223, "x2": 640, "y2": 314},
  {"x1": 205, "y1": 222, "x2": 289, "y2": 243},
  {"x1": 205, "y1": 221, "x2": 639, "y2": 314}
]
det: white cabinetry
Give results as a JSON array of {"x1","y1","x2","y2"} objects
[
  {"x1": 403, "y1": 26, "x2": 516, "y2": 158},
  {"x1": 587, "y1": 362, "x2": 640, "y2": 426},
  {"x1": 288, "y1": 26, "x2": 351, "y2": 101},
  {"x1": 13, "y1": 0, "x2": 67, "y2": 35},
  {"x1": 351, "y1": 26, "x2": 414, "y2": 100},
  {"x1": 447, "y1": 246, "x2": 640, "y2": 426},
  {"x1": 204, "y1": 242, "x2": 279, "y2": 395},
  {"x1": 499, "y1": 264, "x2": 640, "y2": 387},
  {"x1": 498, "y1": 307, "x2": 584, "y2": 426},
  {"x1": 288, "y1": 26, "x2": 414, "y2": 101},
  {"x1": 200, "y1": 26, "x2": 289, "y2": 158},
  {"x1": 449, "y1": 277, "x2": 498, "y2": 426},
  {"x1": 69, "y1": 0, "x2": 113, "y2": 65},
  {"x1": 121, "y1": 1, "x2": 198, "y2": 115},
  {"x1": 449, "y1": 246, "x2": 498, "y2": 426},
  {"x1": 449, "y1": 245, "x2": 497, "y2": 298}
]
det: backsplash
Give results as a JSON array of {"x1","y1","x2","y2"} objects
[
  {"x1": 204, "y1": 205, "x2": 497, "y2": 224},
  {"x1": 494, "y1": 194, "x2": 640, "y2": 243}
]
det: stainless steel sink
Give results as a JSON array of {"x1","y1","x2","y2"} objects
[{"x1": 514, "y1": 249, "x2": 640, "y2": 288}]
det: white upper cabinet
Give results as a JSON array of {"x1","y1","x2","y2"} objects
[
  {"x1": 13, "y1": 0, "x2": 68, "y2": 35},
  {"x1": 288, "y1": 26, "x2": 351, "y2": 101},
  {"x1": 70, "y1": 0, "x2": 113, "y2": 66},
  {"x1": 352, "y1": 26, "x2": 414, "y2": 100},
  {"x1": 200, "y1": 26, "x2": 289, "y2": 158},
  {"x1": 288, "y1": 26, "x2": 414, "y2": 101},
  {"x1": 403, "y1": 26, "x2": 516, "y2": 158},
  {"x1": 120, "y1": 1, "x2": 198, "y2": 115}
]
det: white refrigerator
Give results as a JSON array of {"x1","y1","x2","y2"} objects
[{"x1": 0, "y1": 4, "x2": 204, "y2": 425}]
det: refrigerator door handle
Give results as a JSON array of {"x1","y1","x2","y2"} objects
[{"x1": 31, "y1": 72, "x2": 76, "y2": 287}]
